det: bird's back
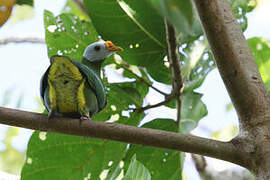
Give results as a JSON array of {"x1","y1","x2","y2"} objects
[{"x1": 48, "y1": 57, "x2": 83, "y2": 114}]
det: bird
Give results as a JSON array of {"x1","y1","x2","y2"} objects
[{"x1": 40, "y1": 40, "x2": 123, "y2": 120}]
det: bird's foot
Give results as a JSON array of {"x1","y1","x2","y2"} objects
[
  {"x1": 80, "y1": 116, "x2": 91, "y2": 121},
  {"x1": 48, "y1": 110, "x2": 56, "y2": 120}
]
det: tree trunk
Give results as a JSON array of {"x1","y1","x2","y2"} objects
[{"x1": 193, "y1": 0, "x2": 270, "y2": 179}]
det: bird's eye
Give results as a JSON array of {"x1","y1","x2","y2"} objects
[{"x1": 94, "y1": 46, "x2": 101, "y2": 51}]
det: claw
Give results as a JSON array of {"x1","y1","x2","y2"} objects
[
  {"x1": 80, "y1": 116, "x2": 90, "y2": 121},
  {"x1": 48, "y1": 110, "x2": 56, "y2": 120}
]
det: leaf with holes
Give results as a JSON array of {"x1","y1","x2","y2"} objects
[
  {"x1": 21, "y1": 112, "x2": 144, "y2": 180},
  {"x1": 124, "y1": 119, "x2": 182, "y2": 180},
  {"x1": 44, "y1": 10, "x2": 98, "y2": 61},
  {"x1": 83, "y1": 0, "x2": 170, "y2": 84},
  {"x1": 230, "y1": 0, "x2": 257, "y2": 31}
]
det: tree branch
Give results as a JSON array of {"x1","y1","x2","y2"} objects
[
  {"x1": 165, "y1": 20, "x2": 183, "y2": 123},
  {"x1": 192, "y1": 0, "x2": 270, "y2": 129},
  {"x1": 0, "y1": 106, "x2": 250, "y2": 168},
  {"x1": 0, "y1": 37, "x2": 45, "y2": 45},
  {"x1": 134, "y1": 94, "x2": 175, "y2": 112},
  {"x1": 165, "y1": 20, "x2": 183, "y2": 95}
]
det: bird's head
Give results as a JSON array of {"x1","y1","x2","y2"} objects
[{"x1": 83, "y1": 40, "x2": 123, "y2": 62}]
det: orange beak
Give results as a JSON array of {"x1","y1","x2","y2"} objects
[{"x1": 105, "y1": 41, "x2": 123, "y2": 52}]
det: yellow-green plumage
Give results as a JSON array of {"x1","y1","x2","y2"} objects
[
  {"x1": 41, "y1": 56, "x2": 101, "y2": 119},
  {"x1": 40, "y1": 41, "x2": 122, "y2": 119},
  {"x1": 48, "y1": 57, "x2": 86, "y2": 115}
]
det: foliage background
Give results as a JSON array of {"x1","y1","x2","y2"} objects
[{"x1": 0, "y1": 0, "x2": 269, "y2": 179}]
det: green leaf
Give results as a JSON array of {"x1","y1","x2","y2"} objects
[
  {"x1": 181, "y1": 91, "x2": 207, "y2": 124},
  {"x1": 44, "y1": 10, "x2": 99, "y2": 61},
  {"x1": 149, "y1": 0, "x2": 192, "y2": 35},
  {"x1": 248, "y1": 37, "x2": 270, "y2": 90},
  {"x1": 0, "y1": 127, "x2": 25, "y2": 175},
  {"x1": 21, "y1": 112, "x2": 144, "y2": 180},
  {"x1": 230, "y1": 0, "x2": 257, "y2": 31},
  {"x1": 16, "y1": 0, "x2": 33, "y2": 6},
  {"x1": 123, "y1": 155, "x2": 151, "y2": 180},
  {"x1": 93, "y1": 82, "x2": 144, "y2": 122},
  {"x1": 124, "y1": 119, "x2": 182, "y2": 180},
  {"x1": 83, "y1": 0, "x2": 170, "y2": 84},
  {"x1": 10, "y1": 5, "x2": 34, "y2": 24},
  {"x1": 181, "y1": 40, "x2": 215, "y2": 93},
  {"x1": 62, "y1": 0, "x2": 90, "y2": 21}
]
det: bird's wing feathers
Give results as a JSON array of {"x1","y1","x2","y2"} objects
[
  {"x1": 40, "y1": 55, "x2": 107, "y2": 113},
  {"x1": 40, "y1": 65, "x2": 51, "y2": 111},
  {"x1": 72, "y1": 59, "x2": 107, "y2": 111}
]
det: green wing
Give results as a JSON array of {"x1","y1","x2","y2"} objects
[
  {"x1": 72, "y1": 60, "x2": 107, "y2": 111},
  {"x1": 40, "y1": 55, "x2": 107, "y2": 113},
  {"x1": 40, "y1": 65, "x2": 50, "y2": 112}
]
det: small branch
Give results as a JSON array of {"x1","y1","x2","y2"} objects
[
  {"x1": 134, "y1": 94, "x2": 175, "y2": 112},
  {"x1": 116, "y1": 62, "x2": 169, "y2": 96},
  {"x1": 0, "y1": 106, "x2": 250, "y2": 169},
  {"x1": 176, "y1": 97, "x2": 181, "y2": 122},
  {"x1": 165, "y1": 20, "x2": 183, "y2": 123},
  {"x1": 191, "y1": 154, "x2": 207, "y2": 173},
  {"x1": 165, "y1": 20, "x2": 183, "y2": 95},
  {"x1": 0, "y1": 37, "x2": 45, "y2": 45},
  {"x1": 191, "y1": 154, "x2": 255, "y2": 180}
]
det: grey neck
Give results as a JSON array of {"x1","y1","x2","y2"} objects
[{"x1": 82, "y1": 57, "x2": 104, "y2": 76}]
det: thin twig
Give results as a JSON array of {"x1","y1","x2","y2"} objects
[
  {"x1": 165, "y1": 20, "x2": 183, "y2": 95},
  {"x1": 165, "y1": 20, "x2": 183, "y2": 123},
  {"x1": 0, "y1": 37, "x2": 45, "y2": 45},
  {"x1": 116, "y1": 62, "x2": 169, "y2": 96},
  {"x1": 0, "y1": 106, "x2": 251, "y2": 169},
  {"x1": 134, "y1": 94, "x2": 175, "y2": 112}
]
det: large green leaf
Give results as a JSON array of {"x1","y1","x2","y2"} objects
[
  {"x1": 123, "y1": 155, "x2": 151, "y2": 180},
  {"x1": 149, "y1": 0, "x2": 191, "y2": 34},
  {"x1": 44, "y1": 10, "x2": 98, "y2": 61},
  {"x1": 21, "y1": 112, "x2": 144, "y2": 180},
  {"x1": 124, "y1": 119, "x2": 182, "y2": 180},
  {"x1": 83, "y1": 0, "x2": 170, "y2": 84},
  {"x1": 248, "y1": 37, "x2": 270, "y2": 90},
  {"x1": 16, "y1": 0, "x2": 33, "y2": 6}
]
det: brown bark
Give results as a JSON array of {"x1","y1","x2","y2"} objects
[
  {"x1": 0, "y1": 106, "x2": 249, "y2": 168},
  {"x1": 193, "y1": 0, "x2": 270, "y2": 179}
]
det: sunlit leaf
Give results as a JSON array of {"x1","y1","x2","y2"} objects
[
  {"x1": 62, "y1": 0, "x2": 89, "y2": 21},
  {"x1": 10, "y1": 5, "x2": 34, "y2": 24},
  {"x1": 211, "y1": 125, "x2": 239, "y2": 141},
  {"x1": 0, "y1": 127, "x2": 25, "y2": 175},
  {"x1": 248, "y1": 37, "x2": 270, "y2": 90},
  {"x1": 123, "y1": 155, "x2": 151, "y2": 180}
]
